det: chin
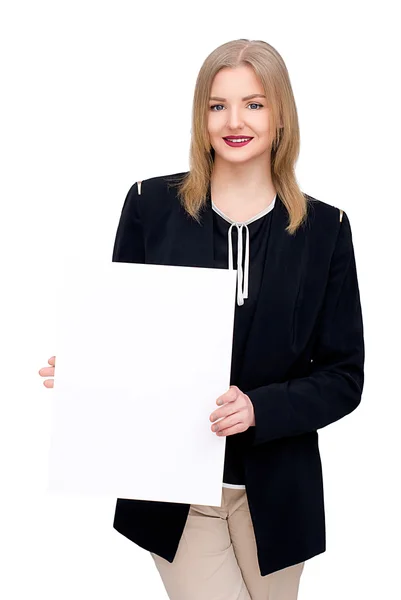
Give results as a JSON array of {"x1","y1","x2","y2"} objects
[
  {"x1": 217, "y1": 149, "x2": 258, "y2": 163},
  {"x1": 223, "y1": 155, "x2": 255, "y2": 164}
]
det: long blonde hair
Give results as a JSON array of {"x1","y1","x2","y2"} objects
[{"x1": 167, "y1": 39, "x2": 309, "y2": 235}]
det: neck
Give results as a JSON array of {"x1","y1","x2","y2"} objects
[{"x1": 210, "y1": 154, "x2": 276, "y2": 216}]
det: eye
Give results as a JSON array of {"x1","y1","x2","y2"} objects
[{"x1": 209, "y1": 103, "x2": 263, "y2": 111}]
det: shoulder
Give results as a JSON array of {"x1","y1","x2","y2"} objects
[
  {"x1": 303, "y1": 193, "x2": 354, "y2": 262},
  {"x1": 304, "y1": 192, "x2": 345, "y2": 228},
  {"x1": 135, "y1": 171, "x2": 188, "y2": 198},
  {"x1": 127, "y1": 171, "x2": 188, "y2": 219}
]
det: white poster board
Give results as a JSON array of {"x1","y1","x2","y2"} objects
[{"x1": 48, "y1": 258, "x2": 237, "y2": 507}]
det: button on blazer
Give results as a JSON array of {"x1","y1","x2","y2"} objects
[{"x1": 111, "y1": 171, "x2": 365, "y2": 577}]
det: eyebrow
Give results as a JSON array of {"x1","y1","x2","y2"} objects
[{"x1": 209, "y1": 94, "x2": 266, "y2": 102}]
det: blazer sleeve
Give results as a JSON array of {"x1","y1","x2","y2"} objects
[
  {"x1": 247, "y1": 210, "x2": 365, "y2": 445},
  {"x1": 112, "y1": 182, "x2": 145, "y2": 264}
]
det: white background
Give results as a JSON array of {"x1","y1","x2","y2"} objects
[{"x1": 1, "y1": 1, "x2": 400, "y2": 598}]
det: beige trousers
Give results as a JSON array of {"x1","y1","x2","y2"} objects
[{"x1": 150, "y1": 487, "x2": 305, "y2": 600}]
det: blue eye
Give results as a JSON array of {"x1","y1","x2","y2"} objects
[{"x1": 209, "y1": 103, "x2": 263, "y2": 111}]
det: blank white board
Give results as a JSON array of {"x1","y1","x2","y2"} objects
[{"x1": 48, "y1": 258, "x2": 237, "y2": 507}]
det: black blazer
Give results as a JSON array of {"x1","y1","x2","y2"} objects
[{"x1": 111, "y1": 171, "x2": 365, "y2": 577}]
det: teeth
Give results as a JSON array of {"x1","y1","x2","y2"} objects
[{"x1": 226, "y1": 138, "x2": 251, "y2": 143}]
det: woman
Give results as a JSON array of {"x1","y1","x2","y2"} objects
[{"x1": 39, "y1": 39, "x2": 365, "y2": 600}]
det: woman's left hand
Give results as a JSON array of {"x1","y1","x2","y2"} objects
[{"x1": 210, "y1": 385, "x2": 255, "y2": 436}]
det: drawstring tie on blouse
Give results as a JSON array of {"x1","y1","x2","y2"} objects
[
  {"x1": 228, "y1": 223, "x2": 250, "y2": 306},
  {"x1": 212, "y1": 195, "x2": 277, "y2": 307}
]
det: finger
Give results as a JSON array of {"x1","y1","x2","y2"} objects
[
  {"x1": 48, "y1": 356, "x2": 56, "y2": 366},
  {"x1": 43, "y1": 379, "x2": 54, "y2": 388},
  {"x1": 216, "y1": 422, "x2": 246, "y2": 437},
  {"x1": 39, "y1": 367, "x2": 55, "y2": 377},
  {"x1": 216, "y1": 386, "x2": 238, "y2": 406},
  {"x1": 212, "y1": 413, "x2": 244, "y2": 433},
  {"x1": 210, "y1": 402, "x2": 239, "y2": 423}
]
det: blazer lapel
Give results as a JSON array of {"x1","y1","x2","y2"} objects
[{"x1": 239, "y1": 195, "x2": 308, "y2": 386}]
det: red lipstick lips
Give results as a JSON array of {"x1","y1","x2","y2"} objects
[{"x1": 223, "y1": 136, "x2": 253, "y2": 148}]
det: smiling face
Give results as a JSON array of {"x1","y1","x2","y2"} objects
[{"x1": 207, "y1": 64, "x2": 274, "y2": 166}]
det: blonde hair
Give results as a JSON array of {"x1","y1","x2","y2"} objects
[{"x1": 167, "y1": 39, "x2": 309, "y2": 235}]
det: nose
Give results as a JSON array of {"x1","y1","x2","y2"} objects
[{"x1": 226, "y1": 107, "x2": 244, "y2": 130}]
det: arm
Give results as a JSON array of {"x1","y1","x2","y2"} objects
[
  {"x1": 247, "y1": 210, "x2": 365, "y2": 445},
  {"x1": 112, "y1": 182, "x2": 145, "y2": 263}
]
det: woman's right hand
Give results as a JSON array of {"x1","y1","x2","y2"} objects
[{"x1": 39, "y1": 356, "x2": 56, "y2": 388}]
